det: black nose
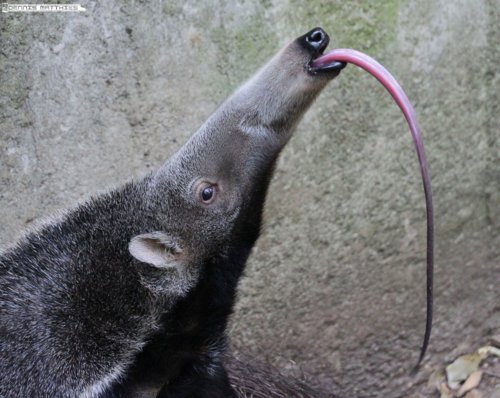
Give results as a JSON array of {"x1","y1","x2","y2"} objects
[{"x1": 299, "y1": 27, "x2": 330, "y2": 54}]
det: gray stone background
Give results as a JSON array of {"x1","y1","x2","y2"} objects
[{"x1": 1, "y1": 1, "x2": 499, "y2": 397}]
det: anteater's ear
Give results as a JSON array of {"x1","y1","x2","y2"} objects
[{"x1": 129, "y1": 232, "x2": 183, "y2": 268}]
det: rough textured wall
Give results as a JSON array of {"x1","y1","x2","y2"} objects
[{"x1": 1, "y1": 1, "x2": 498, "y2": 397}]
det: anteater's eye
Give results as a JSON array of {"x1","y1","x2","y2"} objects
[{"x1": 201, "y1": 185, "x2": 216, "y2": 203}]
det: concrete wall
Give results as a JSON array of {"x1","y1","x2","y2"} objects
[{"x1": 1, "y1": 1, "x2": 498, "y2": 397}]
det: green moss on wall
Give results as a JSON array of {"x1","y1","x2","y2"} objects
[
  {"x1": 284, "y1": 0, "x2": 401, "y2": 52},
  {"x1": 207, "y1": 10, "x2": 278, "y2": 97}
]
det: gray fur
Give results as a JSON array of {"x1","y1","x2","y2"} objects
[{"x1": 0, "y1": 30, "x2": 339, "y2": 397}]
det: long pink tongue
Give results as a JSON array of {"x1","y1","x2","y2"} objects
[{"x1": 313, "y1": 49, "x2": 434, "y2": 370}]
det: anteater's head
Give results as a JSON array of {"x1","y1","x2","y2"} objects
[{"x1": 128, "y1": 28, "x2": 343, "y2": 289}]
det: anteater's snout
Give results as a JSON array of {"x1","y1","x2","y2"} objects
[
  {"x1": 301, "y1": 27, "x2": 346, "y2": 76},
  {"x1": 302, "y1": 27, "x2": 329, "y2": 55}
]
